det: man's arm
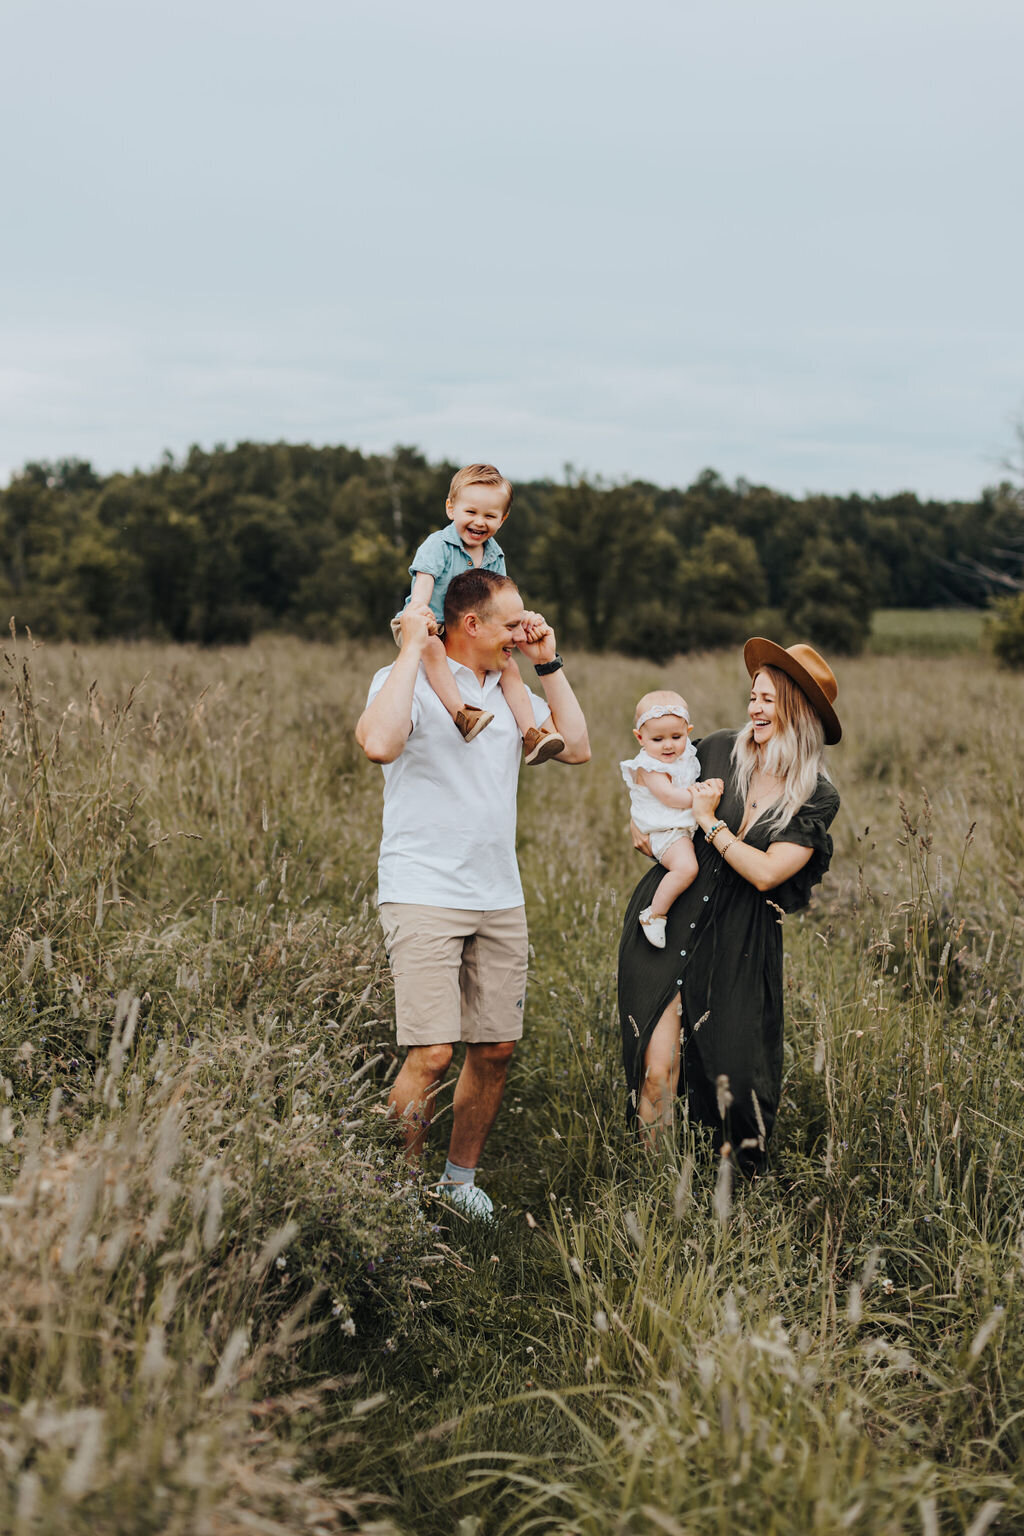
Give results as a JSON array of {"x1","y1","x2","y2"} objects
[
  {"x1": 517, "y1": 612, "x2": 589, "y2": 764},
  {"x1": 355, "y1": 603, "x2": 433, "y2": 763}
]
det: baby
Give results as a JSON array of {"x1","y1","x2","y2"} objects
[
  {"x1": 620, "y1": 690, "x2": 700, "y2": 948},
  {"x1": 394, "y1": 463, "x2": 564, "y2": 765}
]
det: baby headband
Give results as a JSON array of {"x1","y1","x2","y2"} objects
[{"x1": 636, "y1": 704, "x2": 690, "y2": 729}]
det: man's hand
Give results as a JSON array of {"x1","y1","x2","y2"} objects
[
  {"x1": 399, "y1": 601, "x2": 437, "y2": 651},
  {"x1": 516, "y1": 611, "x2": 556, "y2": 667}
]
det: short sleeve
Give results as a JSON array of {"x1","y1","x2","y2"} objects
[
  {"x1": 483, "y1": 538, "x2": 507, "y2": 575},
  {"x1": 674, "y1": 743, "x2": 700, "y2": 787},
  {"x1": 767, "y1": 780, "x2": 840, "y2": 911},
  {"x1": 409, "y1": 531, "x2": 451, "y2": 580}
]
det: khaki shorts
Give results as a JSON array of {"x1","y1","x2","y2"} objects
[
  {"x1": 379, "y1": 902, "x2": 528, "y2": 1046},
  {"x1": 391, "y1": 615, "x2": 445, "y2": 645}
]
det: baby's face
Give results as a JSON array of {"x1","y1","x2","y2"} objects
[{"x1": 636, "y1": 714, "x2": 691, "y2": 763}]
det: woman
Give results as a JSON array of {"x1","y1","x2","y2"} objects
[{"x1": 618, "y1": 639, "x2": 841, "y2": 1171}]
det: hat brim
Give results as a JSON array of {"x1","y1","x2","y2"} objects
[{"x1": 743, "y1": 637, "x2": 842, "y2": 745}]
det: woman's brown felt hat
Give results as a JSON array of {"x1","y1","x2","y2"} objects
[{"x1": 743, "y1": 638, "x2": 842, "y2": 745}]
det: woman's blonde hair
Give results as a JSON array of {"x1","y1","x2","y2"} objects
[{"x1": 731, "y1": 666, "x2": 830, "y2": 834}]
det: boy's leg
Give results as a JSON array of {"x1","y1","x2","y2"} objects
[
  {"x1": 498, "y1": 659, "x2": 538, "y2": 737},
  {"x1": 422, "y1": 635, "x2": 493, "y2": 739},
  {"x1": 422, "y1": 635, "x2": 470, "y2": 721},
  {"x1": 649, "y1": 837, "x2": 699, "y2": 918},
  {"x1": 500, "y1": 659, "x2": 565, "y2": 762}
]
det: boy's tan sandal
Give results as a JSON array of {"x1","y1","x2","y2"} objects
[
  {"x1": 454, "y1": 704, "x2": 494, "y2": 742},
  {"x1": 523, "y1": 724, "x2": 565, "y2": 765}
]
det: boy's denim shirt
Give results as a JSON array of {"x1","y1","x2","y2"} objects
[{"x1": 401, "y1": 524, "x2": 507, "y2": 625}]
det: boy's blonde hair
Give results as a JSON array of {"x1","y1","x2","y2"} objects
[{"x1": 447, "y1": 463, "x2": 514, "y2": 513}]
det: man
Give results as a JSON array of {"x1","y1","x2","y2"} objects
[{"x1": 355, "y1": 569, "x2": 590, "y2": 1217}]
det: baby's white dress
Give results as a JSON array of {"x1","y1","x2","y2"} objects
[{"x1": 620, "y1": 744, "x2": 700, "y2": 862}]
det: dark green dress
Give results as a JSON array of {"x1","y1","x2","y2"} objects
[{"x1": 618, "y1": 729, "x2": 839, "y2": 1168}]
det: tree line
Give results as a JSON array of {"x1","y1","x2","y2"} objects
[{"x1": 2, "y1": 442, "x2": 1022, "y2": 658}]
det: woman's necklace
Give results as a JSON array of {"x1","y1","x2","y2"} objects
[{"x1": 749, "y1": 763, "x2": 780, "y2": 811}]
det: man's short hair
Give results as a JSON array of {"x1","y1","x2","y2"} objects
[
  {"x1": 444, "y1": 570, "x2": 517, "y2": 630},
  {"x1": 447, "y1": 463, "x2": 514, "y2": 513}
]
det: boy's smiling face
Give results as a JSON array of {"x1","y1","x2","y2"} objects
[{"x1": 446, "y1": 483, "x2": 509, "y2": 550}]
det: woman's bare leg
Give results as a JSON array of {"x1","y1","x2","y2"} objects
[{"x1": 637, "y1": 994, "x2": 681, "y2": 1143}]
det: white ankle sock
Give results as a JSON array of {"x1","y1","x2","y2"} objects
[{"x1": 444, "y1": 1158, "x2": 475, "y2": 1186}]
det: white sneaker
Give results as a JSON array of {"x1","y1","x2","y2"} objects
[
  {"x1": 639, "y1": 906, "x2": 666, "y2": 948},
  {"x1": 436, "y1": 1180, "x2": 494, "y2": 1220}
]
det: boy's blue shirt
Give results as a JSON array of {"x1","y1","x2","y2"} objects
[{"x1": 401, "y1": 524, "x2": 507, "y2": 625}]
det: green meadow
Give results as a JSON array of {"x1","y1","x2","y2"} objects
[
  {"x1": 867, "y1": 608, "x2": 988, "y2": 657},
  {"x1": 1, "y1": 621, "x2": 1022, "y2": 1535}
]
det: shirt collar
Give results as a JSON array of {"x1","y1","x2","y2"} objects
[{"x1": 446, "y1": 656, "x2": 501, "y2": 688}]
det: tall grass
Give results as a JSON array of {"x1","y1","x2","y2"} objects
[{"x1": 1, "y1": 636, "x2": 1022, "y2": 1533}]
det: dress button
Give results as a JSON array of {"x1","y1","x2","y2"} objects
[
  {"x1": 690, "y1": 922, "x2": 696, "y2": 929},
  {"x1": 676, "y1": 979, "x2": 682, "y2": 986},
  {"x1": 681, "y1": 950, "x2": 687, "y2": 957},
  {"x1": 703, "y1": 895, "x2": 709, "y2": 902}
]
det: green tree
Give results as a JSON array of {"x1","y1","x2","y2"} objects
[
  {"x1": 784, "y1": 537, "x2": 874, "y2": 655},
  {"x1": 988, "y1": 593, "x2": 1024, "y2": 669},
  {"x1": 676, "y1": 527, "x2": 767, "y2": 651}
]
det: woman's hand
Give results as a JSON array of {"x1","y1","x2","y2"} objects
[
  {"x1": 630, "y1": 820, "x2": 653, "y2": 856},
  {"x1": 691, "y1": 779, "x2": 724, "y2": 819}
]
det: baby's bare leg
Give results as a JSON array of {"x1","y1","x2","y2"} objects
[
  {"x1": 498, "y1": 658, "x2": 537, "y2": 739},
  {"x1": 650, "y1": 837, "x2": 699, "y2": 919},
  {"x1": 421, "y1": 635, "x2": 466, "y2": 721}
]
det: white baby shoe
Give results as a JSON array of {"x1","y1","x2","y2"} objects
[{"x1": 639, "y1": 906, "x2": 667, "y2": 948}]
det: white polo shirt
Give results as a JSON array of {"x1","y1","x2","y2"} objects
[{"x1": 367, "y1": 658, "x2": 551, "y2": 909}]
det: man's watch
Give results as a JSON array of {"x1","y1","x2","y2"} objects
[{"x1": 534, "y1": 653, "x2": 564, "y2": 676}]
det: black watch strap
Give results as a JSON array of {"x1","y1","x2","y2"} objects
[{"x1": 534, "y1": 653, "x2": 564, "y2": 676}]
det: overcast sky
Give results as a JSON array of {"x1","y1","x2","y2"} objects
[{"x1": 2, "y1": 0, "x2": 1022, "y2": 498}]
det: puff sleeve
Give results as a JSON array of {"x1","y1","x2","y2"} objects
[{"x1": 766, "y1": 779, "x2": 840, "y2": 913}]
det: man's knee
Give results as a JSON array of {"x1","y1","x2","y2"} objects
[
  {"x1": 469, "y1": 1039, "x2": 516, "y2": 1070},
  {"x1": 408, "y1": 1042, "x2": 455, "y2": 1078}
]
